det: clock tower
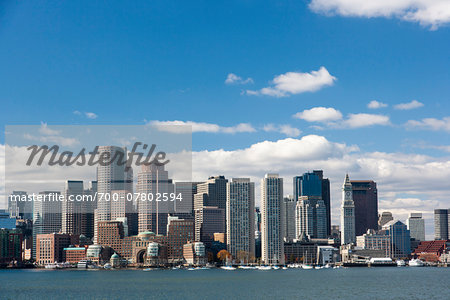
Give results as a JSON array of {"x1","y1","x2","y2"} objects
[{"x1": 340, "y1": 174, "x2": 356, "y2": 245}]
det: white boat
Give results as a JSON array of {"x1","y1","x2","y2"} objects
[
  {"x1": 302, "y1": 264, "x2": 314, "y2": 269},
  {"x1": 103, "y1": 263, "x2": 112, "y2": 269},
  {"x1": 257, "y1": 265, "x2": 272, "y2": 270},
  {"x1": 220, "y1": 266, "x2": 236, "y2": 270},
  {"x1": 409, "y1": 259, "x2": 424, "y2": 267},
  {"x1": 315, "y1": 266, "x2": 323, "y2": 270},
  {"x1": 272, "y1": 266, "x2": 280, "y2": 270},
  {"x1": 396, "y1": 260, "x2": 406, "y2": 267},
  {"x1": 324, "y1": 264, "x2": 331, "y2": 269},
  {"x1": 45, "y1": 263, "x2": 57, "y2": 269},
  {"x1": 238, "y1": 265, "x2": 256, "y2": 270},
  {"x1": 282, "y1": 266, "x2": 288, "y2": 270},
  {"x1": 143, "y1": 268, "x2": 153, "y2": 271},
  {"x1": 187, "y1": 267, "x2": 196, "y2": 271}
]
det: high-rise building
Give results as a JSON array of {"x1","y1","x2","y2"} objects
[
  {"x1": 32, "y1": 191, "x2": 62, "y2": 259},
  {"x1": 434, "y1": 209, "x2": 450, "y2": 240},
  {"x1": 0, "y1": 209, "x2": 16, "y2": 229},
  {"x1": 194, "y1": 176, "x2": 228, "y2": 211},
  {"x1": 62, "y1": 180, "x2": 85, "y2": 236},
  {"x1": 137, "y1": 164, "x2": 173, "y2": 235},
  {"x1": 166, "y1": 216, "x2": 194, "y2": 263},
  {"x1": 350, "y1": 180, "x2": 378, "y2": 236},
  {"x1": 94, "y1": 146, "x2": 131, "y2": 243},
  {"x1": 295, "y1": 196, "x2": 327, "y2": 239},
  {"x1": 83, "y1": 181, "x2": 97, "y2": 239},
  {"x1": 407, "y1": 213, "x2": 425, "y2": 242},
  {"x1": 378, "y1": 211, "x2": 394, "y2": 230},
  {"x1": 293, "y1": 171, "x2": 331, "y2": 235},
  {"x1": 283, "y1": 195, "x2": 296, "y2": 241},
  {"x1": 194, "y1": 206, "x2": 225, "y2": 246},
  {"x1": 261, "y1": 174, "x2": 284, "y2": 265},
  {"x1": 382, "y1": 220, "x2": 411, "y2": 259},
  {"x1": 226, "y1": 178, "x2": 255, "y2": 260},
  {"x1": 340, "y1": 174, "x2": 355, "y2": 245},
  {"x1": 0, "y1": 228, "x2": 22, "y2": 265},
  {"x1": 8, "y1": 191, "x2": 32, "y2": 220},
  {"x1": 174, "y1": 182, "x2": 202, "y2": 215}
]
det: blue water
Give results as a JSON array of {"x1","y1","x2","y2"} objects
[{"x1": 1, "y1": 267, "x2": 449, "y2": 299}]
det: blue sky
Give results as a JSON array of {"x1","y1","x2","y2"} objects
[{"x1": 1, "y1": 1, "x2": 450, "y2": 235}]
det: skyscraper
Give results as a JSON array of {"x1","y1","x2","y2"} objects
[
  {"x1": 283, "y1": 195, "x2": 296, "y2": 241},
  {"x1": 174, "y1": 182, "x2": 202, "y2": 215},
  {"x1": 194, "y1": 176, "x2": 228, "y2": 211},
  {"x1": 407, "y1": 213, "x2": 425, "y2": 242},
  {"x1": 226, "y1": 178, "x2": 255, "y2": 259},
  {"x1": 378, "y1": 211, "x2": 394, "y2": 230},
  {"x1": 137, "y1": 164, "x2": 173, "y2": 235},
  {"x1": 434, "y1": 209, "x2": 449, "y2": 240},
  {"x1": 61, "y1": 180, "x2": 85, "y2": 236},
  {"x1": 261, "y1": 174, "x2": 284, "y2": 265},
  {"x1": 293, "y1": 170, "x2": 331, "y2": 235},
  {"x1": 295, "y1": 196, "x2": 327, "y2": 239},
  {"x1": 32, "y1": 191, "x2": 62, "y2": 259},
  {"x1": 194, "y1": 176, "x2": 228, "y2": 245},
  {"x1": 94, "y1": 146, "x2": 130, "y2": 243},
  {"x1": 351, "y1": 180, "x2": 378, "y2": 236},
  {"x1": 340, "y1": 174, "x2": 355, "y2": 245}
]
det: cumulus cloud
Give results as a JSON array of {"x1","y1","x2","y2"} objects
[
  {"x1": 294, "y1": 107, "x2": 390, "y2": 129},
  {"x1": 406, "y1": 116, "x2": 450, "y2": 132},
  {"x1": 263, "y1": 124, "x2": 302, "y2": 137},
  {"x1": 225, "y1": 73, "x2": 254, "y2": 85},
  {"x1": 148, "y1": 120, "x2": 256, "y2": 134},
  {"x1": 309, "y1": 0, "x2": 450, "y2": 30},
  {"x1": 342, "y1": 113, "x2": 391, "y2": 128},
  {"x1": 74, "y1": 110, "x2": 98, "y2": 119},
  {"x1": 368, "y1": 100, "x2": 388, "y2": 109},
  {"x1": 293, "y1": 107, "x2": 343, "y2": 122},
  {"x1": 394, "y1": 100, "x2": 424, "y2": 110},
  {"x1": 246, "y1": 67, "x2": 336, "y2": 97}
]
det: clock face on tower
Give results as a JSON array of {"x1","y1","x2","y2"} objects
[{"x1": 346, "y1": 191, "x2": 351, "y2": 197}]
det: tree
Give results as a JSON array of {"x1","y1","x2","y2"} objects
[{"x1": 217, "y1": 250, "x2": 231, "y2": 263}]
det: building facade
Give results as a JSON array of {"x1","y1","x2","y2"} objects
[
  {"x1": 407, "y1": 213, "x2": 425, "y2": 242},
  {"x1": 226, "y1": 178, "x2": 255, "y2": 260},
  {"x1": 340, "y1": 175, "x2": 355, "y2": 245},
  {"x1": 351, "y1": 180, "x2": 378, "y2": 236},
  {"x1": 434, "y1": 209, "x2": 449, "y2": 240},
  {"x1": 261, "y1": 174, "x2": 284, "y2": 265}
]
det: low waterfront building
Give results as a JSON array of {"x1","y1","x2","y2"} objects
[
  {"x1": 86, "y1": 244, "x2": 104, "y2": 264},
  {"x1": 356, "y1": 230, "x2": 390, "y2": 257},
  {"x1": 146, "y1": 242, "x2": 168, "y2": 267},
  {"x1": 316, "y1": 246, "x2": 340, "y2": 265},
  {"x1": 340, "y1": 244, "x2": 387, "y2": 263},
  {"x1": 64, "y1": 246, "x2": 87, "y2": 263},
  {"x1": 36, "y1": 233, "x2": 79, "y2": 265},
  {"x1": 183, "y1": 241, "x2": 207, "y2": 266},
  {"x1": 412, "y1": 240, "x2": 450, "y2": 262}
]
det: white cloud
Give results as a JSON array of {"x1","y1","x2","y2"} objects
[
  {"x1": 85, "y1": 112, "x2": 98, "y2": 119},
  {"x1": 342, "y1": 113, "x2": 391, "y2": 128},
  {"x1": 246, "y1": 67, "x2": 336, "y2": 97},
  {"x1": 309, "y1": 0, "x2": 450, "y2": 30},
  {"x1": 293, "y1": 107, "x2": 343, "y2": 122},
  {"x1": 406, "y1": 117, "x2": 450, "y2": 132},
  {"x1": 263, "y1": 124, "x2": 302, "y2": 137},
  {"x1": 394, "y1": 100, "x2": 424, "y2": 110},
  {"x1": 368, "y1": 100, "x2": 388, "y2": 109},
  {"x1": 294, "y1": 107, "x2": 390, "y2": 129},
  {"x1": 225, "y1": 73, "x2": 254, "y2": 85},
  {"x1": 148, "y1": 120, "x2": 256, "y2": 134},
  {"x1": 74, "y1": 111, "x2": 98, "y2": 119}
]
